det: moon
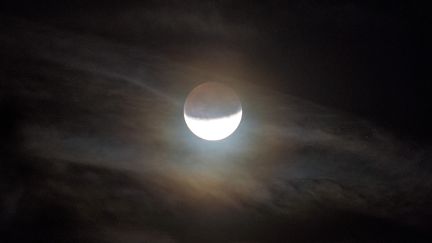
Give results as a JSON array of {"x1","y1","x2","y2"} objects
[{"x1": 184, "y1": 82, "x2": 242, "y2": 141}]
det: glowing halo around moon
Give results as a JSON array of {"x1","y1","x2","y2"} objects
[{"x1": 184, "y1": 82, "x2": 242, "y2": 141}]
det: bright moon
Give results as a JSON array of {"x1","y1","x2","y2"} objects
[{"x1": 184, "y1": 82, "x2": 242, "y2": 141}]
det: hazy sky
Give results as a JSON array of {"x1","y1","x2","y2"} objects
[{"x1": 0, "y1": 1, "x2": 430, "y2": 242}]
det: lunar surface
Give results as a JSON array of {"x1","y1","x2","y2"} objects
[{"x1": 184, "y1": 82, "x2": 242, "y2": 140}]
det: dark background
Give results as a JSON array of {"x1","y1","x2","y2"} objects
[
  {"x1": 1, "y1": 0, "x2": 429, "y2": 141},
  {"x1": 1, "y1": 1, "x2": 430, "y2": 243}
]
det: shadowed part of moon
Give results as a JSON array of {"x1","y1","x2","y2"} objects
[{"x1": 184, "y1": 82, "x2": 241, "y2": 119}]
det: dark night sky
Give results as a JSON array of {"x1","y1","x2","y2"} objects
[{"x1": 0, "y1": 1, "x2": 430, "y2": 242}]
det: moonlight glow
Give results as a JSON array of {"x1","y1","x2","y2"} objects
[
  {"x1": 184, "y1": 110, "x2": 242, "y2": 141},
  {"x1": 184, "y1": 82, "x2": 242, "y2": 141}
]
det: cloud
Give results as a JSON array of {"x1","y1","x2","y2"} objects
[{"x1": 1, "y1": 14, "x2": 431, "y2": 242}]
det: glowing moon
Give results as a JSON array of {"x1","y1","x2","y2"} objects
[{"x1": 184, "y1": 82, "x2": 242, "y2": 141}]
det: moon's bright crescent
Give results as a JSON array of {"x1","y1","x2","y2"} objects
[{"x1": 184, "y1": 109, "x2": 242, "y2": 141}]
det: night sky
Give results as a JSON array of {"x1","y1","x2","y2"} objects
[{"x1": 0, "y1": 1, "x2": 430, "y2": 242}]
